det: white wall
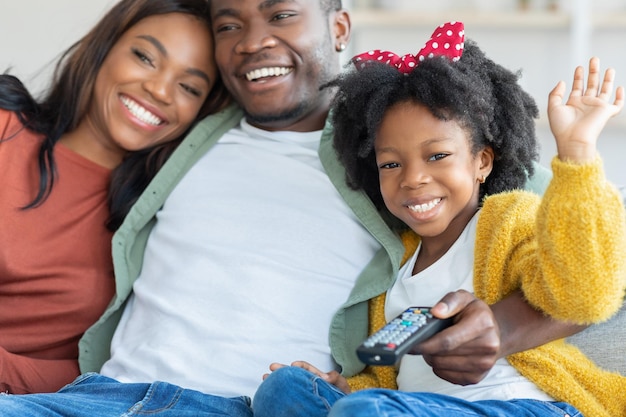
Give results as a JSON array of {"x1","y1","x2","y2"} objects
[
  {"x1": 2, "y1": 0, "x2": 625, "y2": 187},
  {"x1": 0, "y1": 0, "x2": 116, "y2": 95}
]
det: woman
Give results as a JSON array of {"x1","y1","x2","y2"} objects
[{"x1": 0, "y1": 0, "x2": 229, "y2": 394}]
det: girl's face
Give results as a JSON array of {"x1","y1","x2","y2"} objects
[
  {"x1": 78, "y1": 12, "x2": 217, "y2": 167},
  {"x1": 375, "y1": 101, "x2": 493, "y2": 246}
]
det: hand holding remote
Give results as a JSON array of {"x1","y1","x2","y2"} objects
[{"x1": 356, "y1": 307, "x2": 454, "y2": 366}]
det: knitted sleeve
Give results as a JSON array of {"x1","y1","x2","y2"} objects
[{"x1": 475, "y1": 156, "x2": 626, "y2": 324}]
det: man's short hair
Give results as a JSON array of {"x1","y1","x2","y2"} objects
[{"x1": 321, "y1": 0, "x2": 341, "y2": 14}]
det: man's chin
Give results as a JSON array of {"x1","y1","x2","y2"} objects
[{"x1": 244, "y1": 104, "x2": 306, "y2": 130}]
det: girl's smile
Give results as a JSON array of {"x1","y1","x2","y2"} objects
[{"x1": 407, "y1": 197, "x2": 442, "y2": 214}]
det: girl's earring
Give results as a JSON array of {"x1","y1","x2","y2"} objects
[
  {"x1": 479, "y1": 175, "x2": 486, "y2": 184},
  {"x1": 336, "y1": 43, "x2": 346, "y2": 52}
]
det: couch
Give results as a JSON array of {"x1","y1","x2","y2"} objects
[{"x1": 568, "y1": 300, "x2": 626, "y2": 374}]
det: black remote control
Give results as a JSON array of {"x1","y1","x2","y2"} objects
[{"x1": 356, "y1": 306, "x2": 454, "y2": 366}]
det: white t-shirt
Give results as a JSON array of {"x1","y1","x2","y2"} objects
[
  {"x1": 101, "y1": 119, "x2": 380, "y2": 398},
  {"x1": 386, "y1": 212, "x2": 554, "y2": 402}
]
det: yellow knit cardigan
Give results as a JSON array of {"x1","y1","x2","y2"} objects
[{"x1": 347, "y1": 157, "x2": 626, "y2": 417}]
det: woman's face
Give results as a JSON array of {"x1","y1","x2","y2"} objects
[{"x1": 83, "y1": 12, "x2": 217, "y2": 165}]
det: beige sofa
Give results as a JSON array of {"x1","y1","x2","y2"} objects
[{"x1": 568, "y1": 301, "x2": 626, "y2": 375}]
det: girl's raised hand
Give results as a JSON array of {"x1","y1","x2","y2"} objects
[{"x1": 547, "y1": 57, "x2": 624, "y2": 164}]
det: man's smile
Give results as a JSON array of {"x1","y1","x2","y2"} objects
[{"x1": 245, "y1": 66, "x2": 293, "y2": 81}]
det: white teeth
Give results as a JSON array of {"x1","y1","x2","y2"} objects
[
  {"x1": 245, "y1": 67, "x2": 292, "y2": 81},
  {"x1": 121, "y1": 96, "x2": 163, "y2": 126},
  {"x1": 408, "y1": 198, "x2": 441, "y2": 213}
]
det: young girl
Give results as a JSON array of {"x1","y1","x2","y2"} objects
[
  {"x1": 253, "y1": 22, "x2": 626, "y2": 417},
  {"x1": 0, "y1": 0, "x2": 229, "y2": 394}
]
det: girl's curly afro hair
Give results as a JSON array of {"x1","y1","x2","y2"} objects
[{"x1": 328, "y1": 39, "x2": 540, "y2": 210}]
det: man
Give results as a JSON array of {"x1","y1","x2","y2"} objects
[{"x1": 0, "y1": 1, "x2": 581, "y2": 416}]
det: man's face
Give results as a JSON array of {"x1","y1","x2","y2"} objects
[{"x1": 211, "y1": 0, "x2": 348, "y2": 132}]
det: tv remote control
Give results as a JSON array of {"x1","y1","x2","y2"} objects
[{"x1": 356, "y1": 306, "x2": 454, "y2": 366}]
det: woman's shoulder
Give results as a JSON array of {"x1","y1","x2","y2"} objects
[
  {"x1": 0, "y1": 107, "x2": 16, "y2": 125},
  {"x1": 0, "y1": 108, "x2": 27, "y2": 138},
  {"x1": 0, "y1": 109, "x2": 43, "y2": 157}
]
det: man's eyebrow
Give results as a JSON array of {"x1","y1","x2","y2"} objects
[
  {"x1": 137, "y1": 34, "x2": 212, "y2": 86},
  {"x1": 212, "y1": 7, "x2": 239, "y2": 20},
  {"x1": 259, "y1": 0, "x2": 295, "y2": 11},
  {"x1": 212, "y1": 0, "x2": 295, "y2": 18}
]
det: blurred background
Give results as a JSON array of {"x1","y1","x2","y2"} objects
[{"x1": 2, "y1": 0, "x2": 624, "y2": 187}]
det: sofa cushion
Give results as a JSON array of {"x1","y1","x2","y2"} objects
[{"x1": 567, "y1": 300, "x2": 626, "y2": 375}]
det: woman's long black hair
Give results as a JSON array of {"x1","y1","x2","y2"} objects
[
  {"x1": 329, "y1": 39, "x2": 539, "y2": 211},
  {"x1": 0, "y1": 0, "x2": 230, "y2": 230}
]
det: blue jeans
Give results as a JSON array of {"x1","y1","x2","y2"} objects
[
  {"x1": 0, "y1": 373, "x2": 253, "y2": 417},
  {"x1": 253, "y1": 366, "x2": 581, "y2": 417},
  {"x1": 253, "y1": 366, "x2": 345, "y2": 417}
]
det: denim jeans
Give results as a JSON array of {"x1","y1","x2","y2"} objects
[
  {"x1": 253, "y1": 366, "x2": 346, "y2": 417},
  {"x1": 0, "y1": 373, "x2": 253, "y2": 417},
  {"x1": 253, "y1": 366, "x2": 581, "y2": 417}
]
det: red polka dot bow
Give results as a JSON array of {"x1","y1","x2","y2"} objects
[{"x1": 352, "y1": 21, "x2": 465, "y2": 74}]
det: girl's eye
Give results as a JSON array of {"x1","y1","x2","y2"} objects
[
  {"x1": 428, "y1": 153, "x2": 448, "y2": 162},
  {"x1": 132, "y1": 48, "x2": 153, "y2": 66},
  {"x1": 379, "y1": 162, "x2": 400, "y2": 170},
  {"x1": 180, "y1": 84, "x2": 202, "y2": 97}
]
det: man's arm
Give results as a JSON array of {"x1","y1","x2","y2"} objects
[{"x1": 492, "y1": 289, "x2": 587, "y2": 356}]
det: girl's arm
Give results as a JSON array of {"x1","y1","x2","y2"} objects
[{"x1": 523, "y1": 58, "x2": 626, "y2": 322}]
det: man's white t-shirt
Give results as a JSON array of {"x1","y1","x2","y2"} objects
[
  {"x1": 386, "y1": 212, "x2": 553, "y2": 402},
  {"x1": 101, "y1": 120, "x2": 379, "y2": 398}
]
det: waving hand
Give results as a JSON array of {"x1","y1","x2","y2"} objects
[{"x1": 548, "y1": 57, "x2": 624, "y2": 164}]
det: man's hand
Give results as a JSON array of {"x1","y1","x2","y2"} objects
[
  {"x1": 409, "y1": 290, "x2": 500, "y2": 385},
  {"x1": 409, "y1": 289, "x2": 586, "y2": 386}
]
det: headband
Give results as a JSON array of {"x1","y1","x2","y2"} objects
[{"x1": 352, "y1": 21, "x2": 465, "y2": 74}]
